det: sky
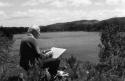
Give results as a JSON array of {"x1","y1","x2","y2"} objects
[{"x1": 0, "y1": 0, "x2": 125, "y2": 27}]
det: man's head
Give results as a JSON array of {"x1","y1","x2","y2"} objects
[{"x1": 28, "y1": 25, "x2": 40, "y2": 39}]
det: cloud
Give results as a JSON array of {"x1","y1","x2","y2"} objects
[
  {"x1": 87, "y1": 8, "x2": 125, "y2": 20},
  {"x1": 71, "y1": 0, "x2": 92, "y2": 6},
  {"x1": 0, "y1": 2, "x2": 12, "y2": 7},
  {"x1": 50, "y1": 0, "x2": 92, "y2": 8},
  {"x1": 106, "y1": 0, "x2": 119, "y2": 5},
  {"x1": 22, "y1": 0, "x2": 39, "y2": 6},
  {"x1": 113, "y1": 8, "x2": 125, "y2": 17},
  {"x1": 22, "y1": 0, "x2": 92, "y2": 7},
  {"x1": 8, "y1": 9, "x2": 113, "y2": 25},
  {"x1": 22, "y1": 0, "x2": 52, "y2": 6},
  {"x1": 0, "y1": 11, "x2": 7, "y2": 19},
  {"x1": 6, "y1": 9, "x2": 87, "y2": 26},
  {"x1": 11, "y1": 11, "x2": 30, "y2": 17},
  {"x1": 105, "y1": 0, "x2": 125, "y2": 5},
  {"x1": 121, "y1": 0, "x2": 125, "y2": 3},
  {"x1": 94, "y1": 1, "x2": 104, "y2": 6},
  {"x1": 2, "y1": 4, "x2": 125, "y2": 26},
  {"x1": 50, "y1": 0, "x2": 67, "y2": 8}
]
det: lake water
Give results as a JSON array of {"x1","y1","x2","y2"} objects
[{"x1": 12, "y1": 32, "x2": 100, "y2": 63}]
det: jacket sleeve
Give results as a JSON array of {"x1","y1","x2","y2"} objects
[{"x1": 30, "y1": 37, "x2": 49, "y2": 59}]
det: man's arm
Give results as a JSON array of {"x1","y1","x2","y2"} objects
[{"x1": 30, "y1": 37, "x2": 52, "y2": 58}]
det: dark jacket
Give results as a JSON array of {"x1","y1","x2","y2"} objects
[{"x1": 19, "y1": 35, "x2": 41, "y2": 71}]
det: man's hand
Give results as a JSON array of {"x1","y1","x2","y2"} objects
[
  {"x1": 41, "y1": 49, "x2": 49, "y2": 53},
  {"x1": 41, "y1": 49, "x2": 53, "y2": 58},
  {"x1": 39, "y1": 49, "x2": 53, "y2": 59},
  {"x1": 45, "y1": 50, "x2": 53, "y2": 58}
]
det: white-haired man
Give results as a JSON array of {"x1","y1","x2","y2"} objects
[{"x1": 19, "y1": 25, "x2": 60, "y2": 76}]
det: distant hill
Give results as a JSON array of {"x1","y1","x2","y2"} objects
[
  {"x1": 94, "y1": 17, "x2": 125, "y2": 31},
  {"x1": 40, "y1": 20, "x2": 99, "y2": 32},
  {"x1": 1, "y1": 17, "x2": 125, "y2": 34},
  {"x1": 40, "y1": 17, "x2": 125, "y2": 32},
  {"x1": 100, "y1": 17, "x2": 125, "y2": 25}
]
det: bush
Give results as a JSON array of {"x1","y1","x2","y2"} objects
[
  {"x1": 0, "y1": 31, "x2": 14, "y2": 66},
  {"x1": 0, "y1": 31, "x2": 24, "y2": 81},
  {"x1": 97, "y1": 24, "x2": 125, "y2": 80}
]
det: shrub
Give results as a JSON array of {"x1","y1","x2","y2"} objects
[
  {"x1": 0, "y1": 31, "x2": 14, "y2": 66},
  {"x1": 97, "y1": 24, "x2": 125, "y2": 80},
  {"x1": 0, "y1": 31, "x2": 24, "y2": 81}
]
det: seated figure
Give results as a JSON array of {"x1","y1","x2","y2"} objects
[{"x1": 19, "y1": 25, "x2": 60, "y2": 77}]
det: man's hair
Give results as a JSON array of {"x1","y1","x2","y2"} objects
[{"x1": 28, "y1": 24, "x2": 40, "y2": 33}]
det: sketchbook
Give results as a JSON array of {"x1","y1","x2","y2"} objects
[{"x1": 50, "y1": 47, "x2": 66, "y2": 58}]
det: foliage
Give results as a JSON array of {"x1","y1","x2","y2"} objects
[
  {"x1": 0, "y1": 31, "x2": 24, "y2": 81},
  {"x1": 0, "y1": 32, "x2": 14, "y2": 65},
  {"x1": 95, "y1": 24, "x2": 125, "y2": 81},
  {"x1": 0, "y1": 26, "x2": 28, "y2": 35}
]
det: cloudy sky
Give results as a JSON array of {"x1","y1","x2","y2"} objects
[{"x1": 0, "y1": 0, "x2": 125, "y2": 26}]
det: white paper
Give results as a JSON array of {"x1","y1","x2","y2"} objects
[{"x1": 50, "y1": 47, "x2": 66, "y2": 58}]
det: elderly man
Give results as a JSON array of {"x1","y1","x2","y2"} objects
[{"x1": 19, "y1": 25, "x2": 60, "y2": 76}]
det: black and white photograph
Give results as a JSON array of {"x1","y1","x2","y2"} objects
[{"x1": 0, "y1": 0, "x2": 125, "y2": 81}]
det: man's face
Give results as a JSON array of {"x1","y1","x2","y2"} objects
[
  {"x1": 35, "y1": 29, "x2": 41, "y2": 39},
  {"x1": 32, "y1": 29, "x2": 40, "y2": 39}
]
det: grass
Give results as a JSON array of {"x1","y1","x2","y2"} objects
[{"x1": 11, "y1": 31, "x2": 100, "y2": 63}]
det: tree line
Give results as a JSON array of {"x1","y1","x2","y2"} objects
[{"x1": 1, "y1": 17, "x2": 125, "y2": 39}]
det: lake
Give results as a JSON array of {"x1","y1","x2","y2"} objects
[{"x1": 12, "y1": 32, "x2": 100, "y2": 63}]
